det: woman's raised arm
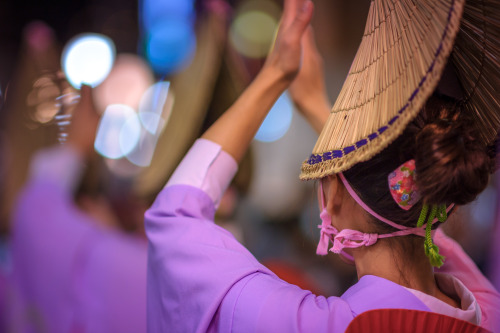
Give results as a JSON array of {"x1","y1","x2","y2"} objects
[{"x1": 202, "y1": 0, "x2": 314, "y2": 162}]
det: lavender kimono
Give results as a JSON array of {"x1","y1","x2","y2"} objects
[
  {"x1": 9, "y1": 146, "x2": 147, "y2": 332},
  {"x1": 145, "y1": 139, "x2": 499, "y2": 332}
]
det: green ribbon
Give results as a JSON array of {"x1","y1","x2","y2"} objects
[{"x1": 417, "y1": 204, "x2": 447, "y2": 268}]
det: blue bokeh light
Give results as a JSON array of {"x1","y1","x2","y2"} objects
[
  {"x1": 62, "y1": 34, "x2": 115, "y2": 89},
  {"x1": 141, "y1": 0, "x2": 195, "y2": 30},
  {"x1": 255, "y1": 93, "x2": 293, "y2": 142},
  {"x1": 145, "y1": 20, "x2": 196, "y2": 75},
  {"x1": 140, "y1": 0, "x2": 197, "y2": 75}
]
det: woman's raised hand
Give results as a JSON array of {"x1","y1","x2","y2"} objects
[
  {"x1": 264, "y1": 0, "x2": 314, "y2": 83},
  {"x1": 289, "y1": 27, "x2": 331, "y2": 134},
  {"x1": 200, "y1": 0, "x2": 314, "y2": 162}
]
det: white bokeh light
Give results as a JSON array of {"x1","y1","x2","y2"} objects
[
  {"x1": 93, "y1": 54, "x2": 154, "y2": 113},
  {"x1": 138, "y1": 81, "x2": 173, "y2": 135},
  {"x1": 125, "y1": 81, "x2": 175, "y2": 167},
  {"x1": 62, "y1": 34, "x2": 115, "y2": 89},
  {"x1": 94, "y1": 104, "x2": 141, "y2": 159}
]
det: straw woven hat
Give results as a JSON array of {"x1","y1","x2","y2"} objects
[{"x1": 300, "y1": 0, "x2": 500, "y2": 180}]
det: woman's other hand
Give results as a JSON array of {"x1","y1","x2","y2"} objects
[
  {"x1": 288, "y1": 27, "x2": 331, "y2": 134},
  {"x1": 68, "y1": 85, "x2": 100, "y2": 157}
]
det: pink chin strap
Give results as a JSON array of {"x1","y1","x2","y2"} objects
[{"x1": 316, "y1": 173, "x2": 454, "y2": 256}]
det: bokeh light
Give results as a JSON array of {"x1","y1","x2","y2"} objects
[
  {"x1": 93, "y1": 54, "x2": 154, "y2": 113},
  {"x1": 140, "y1": 0, "x2": 196, "y2": 75},
  {"x1": 54, "y1": 90, "x2": 80, "y2": 144},
  {"x1": 26, "y1": 75, "x2": 61, "y2": 123},
  {"x1": 25, "y1": 72, "x2": 79, "y2": 142},
  {"x1": 62, "y1": 33, "x2": 115, "y2": 89},
  {"x1": 138, "y1": 81, "x2": 173, "y2": 135},
  {"x1": 126, "y1": 81, "x2": 175, "y2": 167},
  {"x1": 230, "y1": 1, "x2": 280, "y2": 58},
  {"x1": 139, "y1": 112, "x2": 165, "y2": 135},
  {"x1": 125, "y1": 133, "x2": 160, "y2": 167},
  {"x1": 254, "y1": 92, "x2": 293, "y2": 142},
  {"x1": 145, "y1": 20, "x2": 196, "y2": 74},
  {"x1": 141, "y1": 0, "x2": 195, "y2": 30},
  {"x1": 94, "y1": 104, "x2": 141, "y2": 159}
]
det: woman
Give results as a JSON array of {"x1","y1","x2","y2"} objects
[{"x1": 145, "y1": 0, "x2": 500, "y2": 331}]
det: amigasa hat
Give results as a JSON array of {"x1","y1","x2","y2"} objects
[{"x1": 300, "y1": 0, "x2": 500, "y2": 180}]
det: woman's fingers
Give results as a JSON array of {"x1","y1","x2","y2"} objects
[
  {"x1": 282, "y1": 0, "x2": 299, "y2": 26},
  {"x1": 282, "y1": 0, "x2": 313, "y2": 30},
  {"x1": 263, "y1": 0, "x2": 314, "y2": 83},
  {"x1": 288, "y1": 1, "x2": 314, "y2": 43},
  {"x1": 282, "y1": 0, "x2": 306, "y2": 28},
  {"x1": 282, "y1": 0, "x2": 313, "y2": 41}
]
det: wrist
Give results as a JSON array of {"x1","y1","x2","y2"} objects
[{"x1": 257, "y1": 64, "x2": 292, "y2": 94}]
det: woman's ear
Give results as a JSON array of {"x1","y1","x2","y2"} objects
[{"x1": 326, "y1": 174, "x2": 343, "y2": 217}]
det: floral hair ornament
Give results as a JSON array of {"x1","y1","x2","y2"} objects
[{"x1": 388, "y1": 160, "x2": 421, "y2": 210}]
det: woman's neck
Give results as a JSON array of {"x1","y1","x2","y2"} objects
[{"x1": 351, "y1": 241, "x2": 460, "y2": 308}]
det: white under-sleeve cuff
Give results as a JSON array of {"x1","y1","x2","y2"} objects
[{"x1": 166, "y1": 138, "x2": 238, "y2": 208}]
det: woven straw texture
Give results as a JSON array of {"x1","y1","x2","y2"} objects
[
  {"x1": 300, "y1": 0, "x2": 500, "y2": 180},
  {"x1": 451, "y1": 0, "x2": 500, "y2": 145}
]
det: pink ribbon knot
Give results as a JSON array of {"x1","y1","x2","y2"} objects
[
  {"x1": 317, "y1": 209, "x2": 381, "y2": 255},
  {"x1": 332, "y1": 229, "x2": 378, "y2": 254},
  {"x1": 316, "y1": 210, "x2": 337, "y2": 255}
]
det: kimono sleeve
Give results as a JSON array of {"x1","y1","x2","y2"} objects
[
  {"x1": 434, "y1": 228, "x2": 500, "y2": 331},
  {"x1": 144, "y1": 139, "x2": 354, "y2": 332}
]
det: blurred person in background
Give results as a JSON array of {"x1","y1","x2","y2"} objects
[
  {"x1": 0, "y1": 21, "x2": 63, "y2": 333},
  {"x1": 1, "y1": 3, "x2": 279, "y2": 332},
  {"x1": 7, "y1": 86, "x2": 147, "y2": 333},
  {"x1": 144, "y1": 0, "x2": 500, "y2": 332}
]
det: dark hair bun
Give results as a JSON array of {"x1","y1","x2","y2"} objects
[{"x1": 415, "y1": 114, "x2": 491, "y2": 206}]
